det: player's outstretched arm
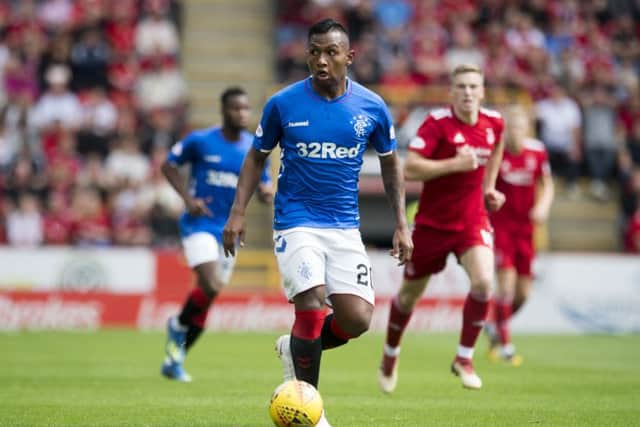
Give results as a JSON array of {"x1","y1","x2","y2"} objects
[
  {"x1": 531, "y1": 173, "x2": 555, "y2": 223},
  {"x1": 222, "y1": 147, "x2": 270, "y2": 257},
  {"x1": 379, "y1": 152, "x2": 413, "y2": 265},
  {"x1": 404, "y1": 148, "x2": 477, "y2": 182},
  {"x1": 161, "y1": 160, "x2": 211, "y2": 217}
]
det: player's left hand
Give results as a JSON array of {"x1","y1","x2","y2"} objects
[
  {"x1": 222, "y1": 212, "x2": 246, "y2": 257},
  {"x1": 484, "y1": 188, "x2": 505, "y2": 212},
  {"x1": 390, "y1": 225, "x2": 413, "y2": 266},
  {"x1": 529, "y1": 204, "x2": 548, "y2": 223}
]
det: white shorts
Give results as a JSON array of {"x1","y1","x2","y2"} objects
[
  {"x1": 181, "y1": 232, "x2": 235, "y2": 285},
  {"x1": 273, "y1": 227, "x2": 374, "y2": 305}
]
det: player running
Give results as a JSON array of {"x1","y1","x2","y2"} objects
[
  {"x1": 161, "y1": 87, "x2": 273, "y2": 382},
  {"x1": 486, "y1": 105, "x2": 554, "y2": 365},
  {"x1": 222, "y1": 19, "x2": 412, "y2": 425},
  {"x1": 378, "y1": 64, "x2": 505, "y2": 391}
]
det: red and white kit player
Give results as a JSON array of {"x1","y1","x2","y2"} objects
[
  {"x1": 486, "y1": 106, "x2": 554, "y2": 365},
  {"x1": 378, "y1": 64, "x2": 505, "y2": 391}
]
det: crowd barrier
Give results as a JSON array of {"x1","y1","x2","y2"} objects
[{"x1": 0, "y1": 248, "x2": 638, "y2": 333}]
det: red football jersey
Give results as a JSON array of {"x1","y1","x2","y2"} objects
[
  {"x1": 491, "y1": 137, "x2": 550, "y2": 234},
  {"x1": 409, "y1": 106, "x2": 504, "y2": 231}
]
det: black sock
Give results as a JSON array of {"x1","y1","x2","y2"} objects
[
  {"x1": 185, "y1": 325, "x2": 203, "y2": 351},
  {"x1": 321, "y1": 314, "x2": 349, "y2": 350},
  {"x1": 512, "y1": 299, "x2": 524, "y2": 316},
  {"x1": 178, "y1": 288, "x2": 216, "y2": 327},
  {"x1": 290, "y1": 335, "x2": 322, "y2": 388}
]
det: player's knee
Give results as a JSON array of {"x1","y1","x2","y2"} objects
[
  {"x1": 342, "y1": 314, "x2": 370, "y2": 338},
  {"x1": 470, "y1": 277, "x2": 493, "y2": 300},
  {"x1": 334, "y1": 307, "x2": 372, "y2": 338},
  {"x1": 196, "y1": 273, "x2": 222, "y2": 298}
]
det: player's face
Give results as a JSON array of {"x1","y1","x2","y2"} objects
[
  {"x1": 223, "y1": 94, "x2": 251, "y2": 130},
  {"x1": 306, "y1": 30, "x2": 354, "y2": 87},
  {"x1": 506, "y1": 111, "x2": 528, "y2": 150},
  {"x1": 450, "y1": 72, "x2": 484, "y2": 115}
]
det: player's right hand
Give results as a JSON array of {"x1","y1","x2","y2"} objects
[
  {"x1": 455, "y1": 145, "x2": 478, "y2": 171},
  {"x1": 185, "y1": 197, "x2": 212, "y2": 217},
  {"x1": 222, "y1": 213, "x2": 245, "y2": 257}
]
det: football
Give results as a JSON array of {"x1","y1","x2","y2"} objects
[{"x1": 268, "y1": 379, "x2": 323, "y2": 426}]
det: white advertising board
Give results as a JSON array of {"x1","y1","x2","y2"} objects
[{"x1": 0, "y1": 247, "x2": 155, "y2": 294}]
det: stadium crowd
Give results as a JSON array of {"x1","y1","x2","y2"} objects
[
  {"x1": 0, "y1": 0, "x2": 187, "y2": 247},
  {"x1": 1, "y1": 0, "x2": 639, "y2": 252},
  {"x1": 277, "y1": 0, "x2": 640, "y2": 252}
]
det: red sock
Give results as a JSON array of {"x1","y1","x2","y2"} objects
[
  {"x1": 459, "y1": 292, "x2": 490, "y2": 348},
  {"x1": 382, "y1": 297, "x2": 413, "y2": 376},
  {"x1": 189, "y1": 288, "x2": 213, "y2": 328},
  {"x1": 291, "y1": 309, "x2": 326, "y2": 387},
  {"x1": 385, "y1": 296, "x2": 413, "y2": 348},
  {"x1": 494, "y1": 299, "x2": 513, "y2": 346}
]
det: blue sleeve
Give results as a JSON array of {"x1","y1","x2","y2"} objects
[
  {"x1": 253, "y1": 96, "x2": 282, "y2": 153},
  {"x1": 167, "y1": 133, "x2": 197, "y2": 165},
  {"x1": 369, "y1": 103, "x2": 397, "y2": 155},
  {"x1": 260, "y1": 158, "x2": 272, "y2": 184}
]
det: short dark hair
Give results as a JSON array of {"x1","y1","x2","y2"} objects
[
  {"x1": 307, "y1": 19, "x2": 349, "y2": 42},
  {"x1": 220, "y1": 86, "x2": 246, "y2": 107}
]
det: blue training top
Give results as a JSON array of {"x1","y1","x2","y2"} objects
[
  {"x1": 167, "y1": 126, "x2": 271, "y2": 241},
  {"x1": 254, "y1": 77, "x2": 396, "y2": 230}
]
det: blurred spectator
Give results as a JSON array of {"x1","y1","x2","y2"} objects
[
  {"x1": 38, "y1": 0, "x2": 74, "y2": 31},
  {"x1": 135, "y1": 52, "x2": 186, "y2": 112},
  {"x1": 69, "y1": 186, "x2": 110, "y2": 246},
  {"x1": 32, "y1": 64, "x2": 82, "y2": 131},
  {"x1": 104, "y1": 135, "x2": 150, "y2": 185},
  {"x1": 42, "y1": 190, "x2": 73, "y2": 244},
  {"x1": 37, "y1": 32, "x2": 73, "y2": 92},
  {"x1": 135, "y1": 0, "x2": 179, "y2": 58},
  {"x1": 445, "y1": 23, "x2": 485, "y2": 72},
  {"x1": 6, "y1": 191, "x2": 43, "y2": 246},
  {"x1": 77, "y1": 86, "x2": 117, "y2": 157},
  {"x1": 139, "y1": 107, "x2": 179, "y2": 154},
  {"x1": 70, "y1": 26, "x2": 111, "y2": 90},
  {"x1": 138, "y1": 146, "x2": 181, "y2": 246},
  {"x1": 535, "y1": 82, "x2": 582, "y2": 197},
  {"x1": 579, "y1": 82, "x2": 620, "y2": 201}
]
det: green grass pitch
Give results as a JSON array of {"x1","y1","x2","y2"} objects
[{"x1": 2, "y1": 330, "x2": 638, "y2": 426}]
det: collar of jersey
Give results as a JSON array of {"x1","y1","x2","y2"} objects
[{"x1": 305, "y1": 77, "x2": 352, "y2": 103}]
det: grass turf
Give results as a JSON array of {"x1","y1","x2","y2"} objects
[{"x1": 1, "y1": 330, "x2": 638, "y2": 426}]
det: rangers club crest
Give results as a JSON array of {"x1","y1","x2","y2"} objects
[
  {"x1": 350, "y1": 114, "x2": 371, "y2": 138},
  {"x1": 486, "y1": 128, "x2": 495, "y2": 145}
]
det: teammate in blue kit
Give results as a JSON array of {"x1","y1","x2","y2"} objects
[
  {"x1": 222, "y1": 19, "x2": 412, "y2": 425},
  {"x1": 161, "y1": 87, "x2": 273, "y2": 382}
]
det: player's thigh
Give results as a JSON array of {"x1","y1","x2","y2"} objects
[
  {"x1": 182, "y1": 232, "x2": 220, "y2": 268},
  {"x1": 494, "y1": 228, "x2": 515, "y2": 272},
  {"x1": 273, "y1": 229, "x2": 326, "y2": 302},
  {"x1": 324, "y1": 229, "x2": 374, "y2": 306},
  {"x1": 459, "y1": 245, "x2": 495, "y2": 292},
  {"x1": 514, "y1": 235, "x2": 534, "y2": 278},
  {"x1": 404, "y1": 226, "x2": 452, "y2": 280}
]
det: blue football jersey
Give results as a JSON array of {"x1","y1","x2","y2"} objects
[
  {"x1": 254, "y1": 77, "x2": 396, "y2": 230},
  {"x1": 167, "y1": 127, "x2": 271, "y2": 240}
]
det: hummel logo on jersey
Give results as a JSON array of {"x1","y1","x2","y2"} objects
[
  {"x1": 453, "y1": 132, "x2": 466, "y2": 143},
  {"x1": 287, "y1": 120, "x2": 309, "y2": 128}
]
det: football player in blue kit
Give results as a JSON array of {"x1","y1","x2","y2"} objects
[
  {"x1": 161, "y1": 87, "x2": 273, "y2": 382},
  {"x1": 222, "y1": 19, "x2": 413, "y2": 425}
]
